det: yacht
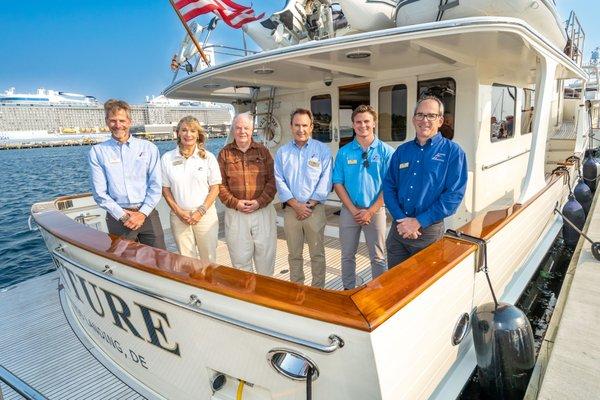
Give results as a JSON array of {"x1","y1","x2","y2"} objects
[
  {"x1": 0, "y1": 87, "x2": 99, "y2": 106},
  {"x1": 28, "y1": 1, "x2": 591, "y2": 399}
]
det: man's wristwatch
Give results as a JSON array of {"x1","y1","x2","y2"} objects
[{"x1": 120, "y1": 214, "x2": 130, "y2": 223}]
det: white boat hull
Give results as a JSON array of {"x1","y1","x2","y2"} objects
[{"x1": 34, "y1": 170, "x2": 572, "y2": 399}]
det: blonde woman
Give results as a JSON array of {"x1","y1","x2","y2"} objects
[{"x1": 161, "y1": 116, "x2": 221, "y2": 262}]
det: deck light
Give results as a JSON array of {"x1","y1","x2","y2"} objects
[
  {"x1": 267, "y1": 349, "x2": 319, "y2": 381},
  {"x1": 346, "y1": 50, "x2": 371, "y2": 59},
  {"x1": 253, "y1": 67, "x2": 275, "y2": 75}
]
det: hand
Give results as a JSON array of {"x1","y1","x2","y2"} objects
[
  {"x1": 240, "y1": 199, "x2": 260, "y2": 213},
  {"x1": 402, "y1": 231, "x2": 421, "y2": 239},
  {"x1": 123, "y1": 211, "x2": 146, "y2": 231},
  {"x1": 175, "y1": 208, "x2": 193, "y2": 224},
  {"x1": 396, "y1": 217, "x2": 421, "y2": 239},
  {"x1": 189, "y1": 210, "x2": 203, "y2": 225},
  {"x1": 291, "y1": 200, "x2": 313, "y2": 221},
  {"x1": 354, "y1": 209, "x2": 373, "y2": 226}
]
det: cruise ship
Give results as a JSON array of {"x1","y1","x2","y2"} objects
[{"x1": 0, "y1": 88, "x2": 233, "y2": 145}]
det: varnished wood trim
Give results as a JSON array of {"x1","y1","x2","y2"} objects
[
  {"x1": 458, "y1": 172, "x2": 563, "y2": 239},
  {"x1": 34, "y1": 210, "x2": 372, "y2": 331},
  {"x1": 349, "y1": 238, "x2": 477, "y2": 328},
  {"x1": 33, "y1": 168, "x2": 567, "y2": 331}
]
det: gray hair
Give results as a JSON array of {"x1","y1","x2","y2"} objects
[
  {"x1": 413, "y1": 96, "x2": 445, "y2": 116},
  {"x1": 231, "y1": 112, "x2": 254, "y2": 133}
]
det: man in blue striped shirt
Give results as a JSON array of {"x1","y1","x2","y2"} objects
[
  {"x1": 89, "y1": 100, "x2": 166, "y2": 249},
  {"x1": 383, "y1": 97, "x2": 467, "y2": 267},
  {"x1": 275, "y1": 109, "x2": 332, "y2": 287}
]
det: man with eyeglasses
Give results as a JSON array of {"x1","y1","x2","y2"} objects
[
  {"x1": 332, "y1": 105, "x2": 394, "y2": 289},
  {"x1": 383, "y1": 96, "x2": 467, "y2": 267}
]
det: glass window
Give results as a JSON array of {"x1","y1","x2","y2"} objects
[
  {"x1": 417, "y1": 78, "x2": 456, "y2": 140},
  {"x1": 310, "y1": 94, "x2": 332, "y2": 142},
  {"x1": 521, "y1": 88, "x2": 535, "y2": 135},
  {"x1": 490, "y1": 84, "x2": 517, "y2": 142},
  {"x1": 378, "y1": 84, "x2": 407, "y2": 142}
]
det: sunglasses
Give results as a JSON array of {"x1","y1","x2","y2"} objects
[{"x1": 362, "y1": 151, "x2": 370, "y2": 168}]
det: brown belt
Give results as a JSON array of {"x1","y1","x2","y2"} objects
[{"x1": 123, "y1": 207, "x2": 140, "y2": 212}]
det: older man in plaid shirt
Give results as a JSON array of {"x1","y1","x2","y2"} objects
[{"x1": 217, "y1": 113, "x2": 277, "y2": 275}]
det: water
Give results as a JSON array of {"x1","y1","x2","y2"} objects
[{"x1": 0, "y1": 138, "x2": 226, "y2": 289}]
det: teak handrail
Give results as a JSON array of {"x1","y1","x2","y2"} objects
[{"x1": 34, "y1": 172, "x2": 564, "y2": 332}]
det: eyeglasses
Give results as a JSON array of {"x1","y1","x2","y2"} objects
[
  {"x1": 414, "y1": 113, "x2": 440, "y2": 121},
  {"x1": 362, "y1": 151, "x2": 370, "y2": 168}
]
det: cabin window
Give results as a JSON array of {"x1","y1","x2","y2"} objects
[
  {"x1": 490, "y1": 83, "x2": 516, "y2": 142},
  {"x1": 417, "y1": 77, "x2": 456, "y2": 140},
  {"x1": 521, "y1": 88, "x2": 535, "y2": 135},
  {"x1": 378, "y1": 84, "x2": 407, "y2": 142},
  {"x1": 310, "y1": 94, "x2": 332, "y2": 142}
]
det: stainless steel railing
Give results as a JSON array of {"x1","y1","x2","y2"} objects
[{"x1": 0, "y1": 365, "x2": 47, "y2": 400}]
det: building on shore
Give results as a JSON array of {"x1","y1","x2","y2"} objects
[{"x1": 0, "y1": 89, "x2": 233, "y2": 145}]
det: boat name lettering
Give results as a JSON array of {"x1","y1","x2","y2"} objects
[
  {"x1": 59, "y1": 262, "x2": 181, "y2": 357},
  {"x1": 70, "y1": 301, "x2": 149, "y2": 369}
]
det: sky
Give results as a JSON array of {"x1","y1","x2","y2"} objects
[{"x1": 0, "y1": 0, "x2": 597, "y2": 104}]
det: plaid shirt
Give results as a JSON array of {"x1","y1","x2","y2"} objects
[{"x1": 217, "y1": 141, "x2": 276, "y2": 209}]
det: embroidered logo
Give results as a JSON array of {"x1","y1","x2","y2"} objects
[{"x1": 432, "y1": 153, "x2": 446, "y2": 162}]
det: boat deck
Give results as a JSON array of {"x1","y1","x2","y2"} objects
[
  {"x1": 165, "y1": 203, "x2": 378, "y2": 290},
  {"x1": 0, "y1": 273, "x2": 146, "y2": 400},
  {"x1": 526, "y1": 184, "x2": 600, "y2": 399}
]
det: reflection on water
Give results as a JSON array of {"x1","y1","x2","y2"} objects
[{"x1": 0, "y1": 138, "x2": 225, "y2": 289}]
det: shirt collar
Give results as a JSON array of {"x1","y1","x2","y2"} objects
[
  {"x1": 351, "y1": 137, "x2": 379, "y2": 151},
  {"x1": 176, "y1": 145, "x2": 200, "y2": 159},
  {"x1": 231, "y1": 140, "x2": 258, "y2": 152},
  {"x1": 109, "y1": 134, "x2": 134, "y2": 146},
  {"x1": 292, "y1": 138, "x2": 312, "y2": 149},
  {"x1": 413, "y1": 132, "x2": 442, "y2": 147}
]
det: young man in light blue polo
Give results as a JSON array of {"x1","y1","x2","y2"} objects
[{"x1": 333, "y1": 105, "x2": 394, "y2": 290}]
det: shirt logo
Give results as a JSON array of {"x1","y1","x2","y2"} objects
[
  {"x1": 372, "y1": 154, "x2": 380, "y2": 162},
  {"x1": 399, "y1": 162, "x2": 409, "y2": 169},
  {"x1": 432, "y1": 153, "x2": 446, "y2": 162},
  {"x1": 308, "y1": 158, "x2": 321, "y2": 168}
]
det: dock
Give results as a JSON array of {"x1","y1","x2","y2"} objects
[
  {"x1": 0, "y1": 274, "x2": 147, "y2": 399},
  {"x1": 526, "y1": 183, "x2": 600, "y2": 398}
]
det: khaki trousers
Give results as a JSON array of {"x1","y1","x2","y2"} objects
[
  {"x1": 170, "y1": 206, "x2": 218, "y2": 263},
  {"x1": 283, "y1": 204, "x2": 327, "y2": 288},
  {"x1": 224, "y1": 205, "x2": 277, "y2": 276}
]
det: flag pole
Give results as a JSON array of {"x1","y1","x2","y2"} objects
[{"x1": 169, "y1": 0, "x2": 212, "y2": 68}]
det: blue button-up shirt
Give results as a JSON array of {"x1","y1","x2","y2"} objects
[
  {"x1": 332, "y1": 138, "x2": 394, "y2": 208},
  {"x1": 89, "y1": 136, "x2": 162, "y2": 220},
  {"x1": 383, "y1": 133, "x2": 468, "y2": 228},
  {"x1": 274, "y1": 138, "x2": 332, "y2": 203}
]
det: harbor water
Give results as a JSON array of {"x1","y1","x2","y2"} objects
[{"x1": 0, "y1": 138, "x2": 226, "y2": 289}]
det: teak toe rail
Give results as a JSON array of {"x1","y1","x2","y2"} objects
[{"x1": 34, "y1": 173, "x2": 563, "y2": 332}]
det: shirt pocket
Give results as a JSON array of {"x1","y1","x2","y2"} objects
[
  {"x1": 426, "y1": 159, "x2": 446, "y2": 180},
  {"x1": 133, "y1": 154, "x2": 150, "y2": 178},
  {"x1": 193, "y1": 165, "x2": 209, "y2": 185}
]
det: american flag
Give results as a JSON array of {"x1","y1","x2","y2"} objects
[{"x1": 174, "y1": 0, "x2": 264, "y2": 29}]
